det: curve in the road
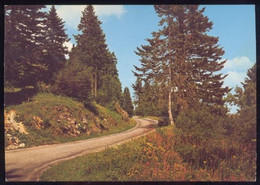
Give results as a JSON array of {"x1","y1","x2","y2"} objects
[{"x1": 5, "y1": 118, "x2": 157, "y2": 182}]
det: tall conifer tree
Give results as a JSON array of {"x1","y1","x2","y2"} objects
[
  {"x1": 4, "y1": 5, "x2": 47, "y2": 87},
  {"x1": 73, "y1": 5, "x2": 109, "y2": 100},
  {"x1": 122, "y1": 87, "x2": 134, "y2": 117},
  {"x1": 43, "y1": 5, "x2": 70, "y2": 83},
  {"x1": 134, "y1": 5, "x2": 230, "y2": 125}
]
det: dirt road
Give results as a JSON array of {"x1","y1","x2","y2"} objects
[{"x1": 5, "y1": 118, "x2": 157, "y2": 181}]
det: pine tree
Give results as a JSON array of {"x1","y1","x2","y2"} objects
[
  {"x1": 134, "y1": 5, "x2": 230, "y2": 125},
  {"x1": 132, "y1": 76, "x2": 143, "y2": 106},
  {"x1": 4, "y1": 5, "x2": 47, "y2": 87},
  {"x1": 43, "y1": 5, "x2": 70, "y2": 83},
  {"x1": 73, "y1": 5, "x2": 110, "y2": 100},
  {"x1": 122, "y1": 87, "x2": 134, "y2": 117},
  {"x1": 97, "y1": 51, "x2": 123, "y2": 106},
  {"x1": 234, "y1": 64, "x2": 256, "y2": 145}
]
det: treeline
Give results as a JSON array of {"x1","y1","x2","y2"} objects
[
  {"x1": 4, "y1": 5, "x2": 134, "y2": 116},
  {"x1": 132, "y1": 5, "x2": 256, "y2": 178}
]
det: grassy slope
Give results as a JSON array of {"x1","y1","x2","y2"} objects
[
  {"x1": 40, "y1": 126, "x2": 187, "y2": 181},
  {"x1": 5, "y1": 93, "x2": 136, "y2": 148},
  {"x1": 41, "y1": 125, "x2": 254, "y2": 181}
]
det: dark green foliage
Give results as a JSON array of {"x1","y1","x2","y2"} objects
[
  {"x1": 174, "y1": 98, "x2": 256, "y2": 179},
  {"x1": 70, "y1": 5, "x2": 123, "y2": 103},
  {"x1": 97, "y1": 75, "x2": 123, "y2": 108},
  {"x1": 122, "y1": 87, "x2": 134, "y2": 117},
  {"x1": 72, "y1": 5, "x2": 110, "y2": 100},
  {"x1": 133, "y1": 5, "x2": 230, "y2": 122},
  {"x1": 52, "y1": 58, "x2": 92, "y2": 101},
  {"x1": 42, "y1": 5, "x2": 70, "y2": 83},
  {"x1": 43, "y1": 118, "x2": 51, "y2": 128},
  {"x1": 158, "y1": 117, "x2": 169, "y2": 127},
  {"x1": 232, "y1": 64, "x2": 256, "y2": 147},
  {"x1": 133, "y1": 80, "x2": 166, "y2": 117},
  {"x1": 4, "y1": 87, "x2": 38, "y2": 106},
  {"x1": 83, "y1": 101, "x2": 99, "y2": 115},
  {"x1": 4, "y1": 5, "x2": 47, "y2": 87},
  {"x1": 175, "y1": 105, "x2": 232, "y2": 169},
  {"x1": 132, "y1": 76, "x2": 143, "y2": 105}
]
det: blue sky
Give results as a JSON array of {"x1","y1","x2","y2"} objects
[{"x1": 46, "y1": 5, "x2": 256, "y2": 112}]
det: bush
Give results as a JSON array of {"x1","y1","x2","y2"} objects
[
  {"x1": 158, "y1": 117, "x2": 169, "y2": 127},
  {"x1": 83, "y1": 101, "x2": 99, "y2": 115},
  {"x1": 174, "y1": 104, "x2": 256, "y2": 180},
  {"x1": 52, "y1": 59, "x2": 92, "y2": 101},
  {"x1": 36, "y1": 81, "x2": 51, "y2": 93},
  {"x1": 175, "y1": 105, "x2": 225, "y2": 167}
]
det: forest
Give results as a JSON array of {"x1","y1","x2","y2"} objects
[
  {"x1": 5, "y1": 5, "x2": 134, "y2": 113},
  {"x1": 4, "y1": 5, "x2": 256, "y2": 181}
]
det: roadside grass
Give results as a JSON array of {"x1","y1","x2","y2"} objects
[
  {"x1": 5, "y1": 92, "x2": 136, "y2": 148},
  {"x1": 40, "y1": 125, "x2": 255, "y2": 181},
  {"x1": 40, "y1": 133, "x2": 149, "y2": 181},
  {"x1": 144, "y1": 116, "x2": 161, "y2": 121}
]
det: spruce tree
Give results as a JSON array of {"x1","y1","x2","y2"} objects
[
  {"x1": 97, "y1": 52, "x2": 123, "y2": 106},
  {"x1": 73, "y1": 5, "x2": 109, "y2": 100},
  {"x1": 234, "y1": 64, "x2": 256, "y2": 145},
  {"x1": 132, "y1": 76, "x2": 143, "y2": 106},
  {"x1": 134, "y1": 5, "x2": 230, "y2": 125},
  {"x1": 4, "y1": 5, "x2": 47, "y2": 87},
  {"x1": 43, "y1": 5, "x2": 70, "y2": 83},
  {"x1": 122, "y1": 87, "x2": 134, "y2": 117}
]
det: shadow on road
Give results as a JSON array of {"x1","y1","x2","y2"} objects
[{"x1": 6, "y1": 168, "x2": 23, "y2": 180}]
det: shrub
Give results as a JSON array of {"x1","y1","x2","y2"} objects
[
  {"x1": 52, "y1": 59, "x2": 92, "y2": 101},
  {"x1": 158, "y1": 117, "x2": 169, "y2": 127},
  {"x1": 83, "y1": 101, "x2": 99, "y2": 115},
  {"x1": 174, "y1": 104, "x2": 256, "y2": 180}
]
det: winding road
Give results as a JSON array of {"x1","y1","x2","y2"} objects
[{"x1": 5, "y1": 118, "x2": 157, "y2": 181}]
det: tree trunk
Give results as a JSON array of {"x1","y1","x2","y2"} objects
[
  {"x1": 94, "y1": 65, "x2": 97, "y2": 100},
  {"x1": 168, "y1": 67, "x2": 174, "y2": 125}
]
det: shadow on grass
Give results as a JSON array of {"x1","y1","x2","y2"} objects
[{"x1": 4, "y1": 88, "x2": 38, "y2": 106}]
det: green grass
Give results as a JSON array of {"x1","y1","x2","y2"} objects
[
  {"x1": 144, "y1": 116, "x2": 161, "y2": 121},
  {"x1": 40, "y1": 124, "x2": 255, "y2": 181},
  {"x1": 40, "y1": 135, "x2": 148, "y2": 181},
  {"x1": 5, "y1": 92, "x2": 136, "y2": 148},
  {"x1": 4, "y1": 86, "x2": 22, "y2": 93}
]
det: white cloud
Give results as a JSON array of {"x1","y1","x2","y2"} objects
[
  {"x1": 222, "y1": 56, "x2": 255, "y2": 89},
  {"x1": 94, "y1": 5, "x2": 126, "y2": 18},
  {"x1": 55, "y1": 5, "x2": 126, "y2": 29},
  {"x1": 63, "y1": 41, "x2": 74, "y2": 59},
  {"x1": 224, "y1": 56, "x2": 254, "y2": 72},
  {"x1": 224, "y1": 71, "x2": 247, "y2": 88},
  {"x1": 63, "y1": 41, "x2": 73, "y2": 52}
]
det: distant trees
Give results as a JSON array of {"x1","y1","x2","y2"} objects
[
  {"x1": 122, "y1": 87, "x2": 134, "y2": 117},
  {"x1": 132, "y1": 78, "x2": 165, "y2": 116},
  {"x1": 230, "y1": 64, "x2": 256, "y2": 146},
  {"x1": 133, "y1": 5, "x2": 230, "y2": 124}
]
